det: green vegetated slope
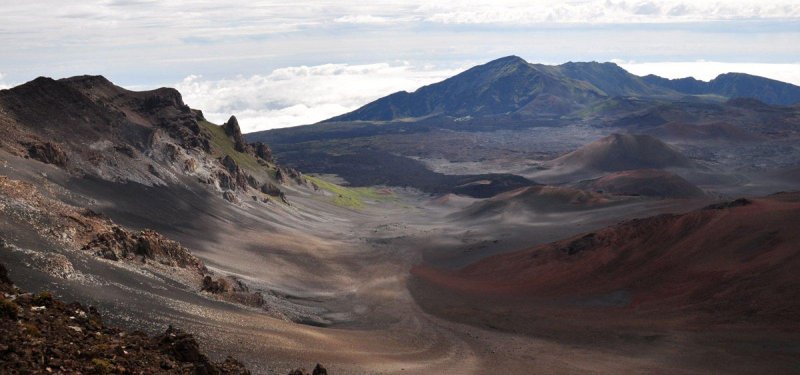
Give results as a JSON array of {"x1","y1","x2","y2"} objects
[
  {"x1": 305, "y1": 175, "x2": 393, "y2": 209},
  {"x1": 199, "y1": 119, "x2": 274, "y2": 174}
]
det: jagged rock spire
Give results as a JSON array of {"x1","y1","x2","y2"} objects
[{"x1": 223, "y1": 115, "x2": 249, "y2": 153}]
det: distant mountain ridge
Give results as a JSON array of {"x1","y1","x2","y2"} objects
[
  {"x1": 324, "y1": 56, "x2": 800, "y2": 123},
  {"x1": 325, "y1": 56, "x2": 606, "y2": 122},
  {"x1": 642, "y1": 73, "x2": 800, "y2": 106}
]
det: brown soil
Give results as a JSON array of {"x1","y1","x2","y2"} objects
[{"x1": 0, "y1": 263, "x2": 250, "y2": 374}]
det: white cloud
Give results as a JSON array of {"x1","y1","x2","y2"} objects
[
  {"x1": 174, "y1": 58, "x2": 800, "y2": 134},
  {"x1": 0, "y1": 73, "x2": 10, "y2": 90},
  {"x1": 616, "y1": 60, "x2": 800, "y2": 86},
  {"x1": 417, "y1": 0, "x2": 800, "y2": 25},
  {"x1": 175, "y1": 62, "x2": 466, "y2": 132},
  {"x1": 334, "y1": 15, "x2": 397, "y2": 25},
  {"x1": 1, "y1": 1, "x2": 798, "y2": 87}
]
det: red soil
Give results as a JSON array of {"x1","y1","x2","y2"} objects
[
  {"x1": 413, "y1": 193, "x2": 800, "y2": 329},
  {"x1": 588, "y1": 169, "x2": 705, "y2": 198}
]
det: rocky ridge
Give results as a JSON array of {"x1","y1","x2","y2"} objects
[{"x1": 0, "y1": 76, "x2": 308, "y2": 205}]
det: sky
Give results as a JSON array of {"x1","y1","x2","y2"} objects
[{"x1": 1, "y1": 1, "x2": 799, "y2": 132}]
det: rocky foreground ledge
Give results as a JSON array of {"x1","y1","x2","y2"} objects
[{"x1": 0, "y1": 263, "x2": 328, "y2": 375}]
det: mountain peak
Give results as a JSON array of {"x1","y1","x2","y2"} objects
[
  {"x1": 487, "y1": 55, "x2": 528, "y2": 66},
  {"x1": 324, "y1": 55, "x2": 604, "y2": 122},
  {"x1": 323, "y1": 56, "x2": 800, "y2": 124},
  {"x1": 60, "y1": 74, "x2": 114, "y2": 87}
]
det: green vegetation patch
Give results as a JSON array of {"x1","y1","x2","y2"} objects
[
  {"x1": 198, "y1": 120, "x2": 267, "y2": 172},
  {"x1": 305, "y1": 175, "x2": 393, "y2": 209}
]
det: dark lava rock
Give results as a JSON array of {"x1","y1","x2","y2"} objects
[
  {"x1": 247, "y1": 175, "x2": 260, "y2": 189},
  {"x1": 253, "y1": 142, "x2": 273, "y2": 162},
  {"x1": 261, "y1": 182, "x2": 282, "y2": 196},
  {"x1": 0, "y1": 263, "x2": 251, "y2": 374},
  {"x1": 276, "y1": 167, "x2": 304, "y2": 185},
  {"x1": 148, "y1": 163, "x2": 161, "y2": 176},
  {"x1": 276, "y1": 168, "x2": 286, "y2": 184},
  {"x1": 313, "y1": 363, "x2": 328, "y2": 375},
  {"x1": 287, "y1": 364, "x2": 328, "y2": 375},
  {"x1": 82, "y1": 226, "x2": 205, "y2": 271},
  {"x1": 26, "y1": 141, "x2": 68, "y2": 166},
  {"x1": 221, "y1": 154, "x2": 239, "y2": 173},
  {"x1": 219, "y1": 155, "x2": 253, "y2": 191},
  {"x1": 114, "y1": 143, "x2": 136, "y2": 157},
  {"x1": 0, "y1": 263, "x2": 14, "y2": 295},
  {"x1": 201, "y1": 276, "x2": 265, "y2": 308},
  {"x1": 142, "y1": 88, "x2": 189, "y2": 113},
  {"x1": 223, "y1": 191, "x2": 238, "y2": 203},
  {"x1": 559, "y1": 233, "x2": 599, "y2": 255},
  {"x1": 704, "y1": 198, "x2": 752, "y2": 210},
  {"x1": 0, "y1": 263, "x2": 10, "y2": 286},
  {"x1": 202, "y1": 275, "x2": 230, "y2": 294},
  {"x1": 192, "y1": 109, "x2": 206, "y2": 121},
  {"x1": 223, "y1": 116, "x2": 250, "y2": 153},
  {"x1": 156, "y1": 325, "x2": 207, "y2": 364}
]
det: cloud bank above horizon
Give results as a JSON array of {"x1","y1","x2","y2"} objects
[
  {"x1": 175, "y1": 62, "x2": 466, "y2": 132},
  {"x1": 1, "y1": 1, "x2": 798, "y2": 131},
  {"x1": 175, "y1": 59, "x2": 800, "y2": 132}
]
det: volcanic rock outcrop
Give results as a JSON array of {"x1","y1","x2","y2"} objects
[
  {"x1": 25, "y1": 141, "x2": 68, "y2": 166},
  {"x1": 223, "y1": 115, "x2": 250, "y2": 154},
  {"x1": 83, "y1": 226, "x2": 205, "y2": 270},
  {"x1": 201, "y1": 275, "x2": 265, "y2": 308}
]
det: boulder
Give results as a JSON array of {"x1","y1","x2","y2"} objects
[
  {"x1": 253, "y1": 142, "x2": 273, "y2": 162},
  {"x1": 277, "y1": 167, "x2": 305, "y2": 185},
  {"x1": 287, "y1": 364, "x2": 327, "y2": 375},
  {"x1": 313, "y1": 363, "x2": 328, "y2": 375},
  {"x1": 261, "y1": 182, "x2": 282, "y2": 196},
  {"x1": 82, "y1": 226, "x2": 205, "y2": 272},
  {"x1": 26, "y1": 141, "x2": 68, "y2": 166},
  {"x1": 201, "y1": 276, "x2": 230, "y2": 294},
  {"x1": 223, "y1": 191, "x2": 238, "y2": 203},
  {"x1": 0, "y1": 262, "x2": 10, "y2": 286},
  {"x1": 219, "y1": 155, "x2": 252, "y2": 191},
  {"x1": 155, "y1": 326, "x2": 210, "y2": 368}
]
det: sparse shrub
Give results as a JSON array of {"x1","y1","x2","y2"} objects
[
  {"x1": 21, "y1": 322, "x2": 40, "y2": 337},
  {"x1": 0, "y1": 297, "x2": 18, "y2": 319},
  {"x1": 32, "y1": 290, "x2": 53, "y2": 307},
  {"x1": 90, "y1": 358, "x2": 114, "y2": 375}
]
